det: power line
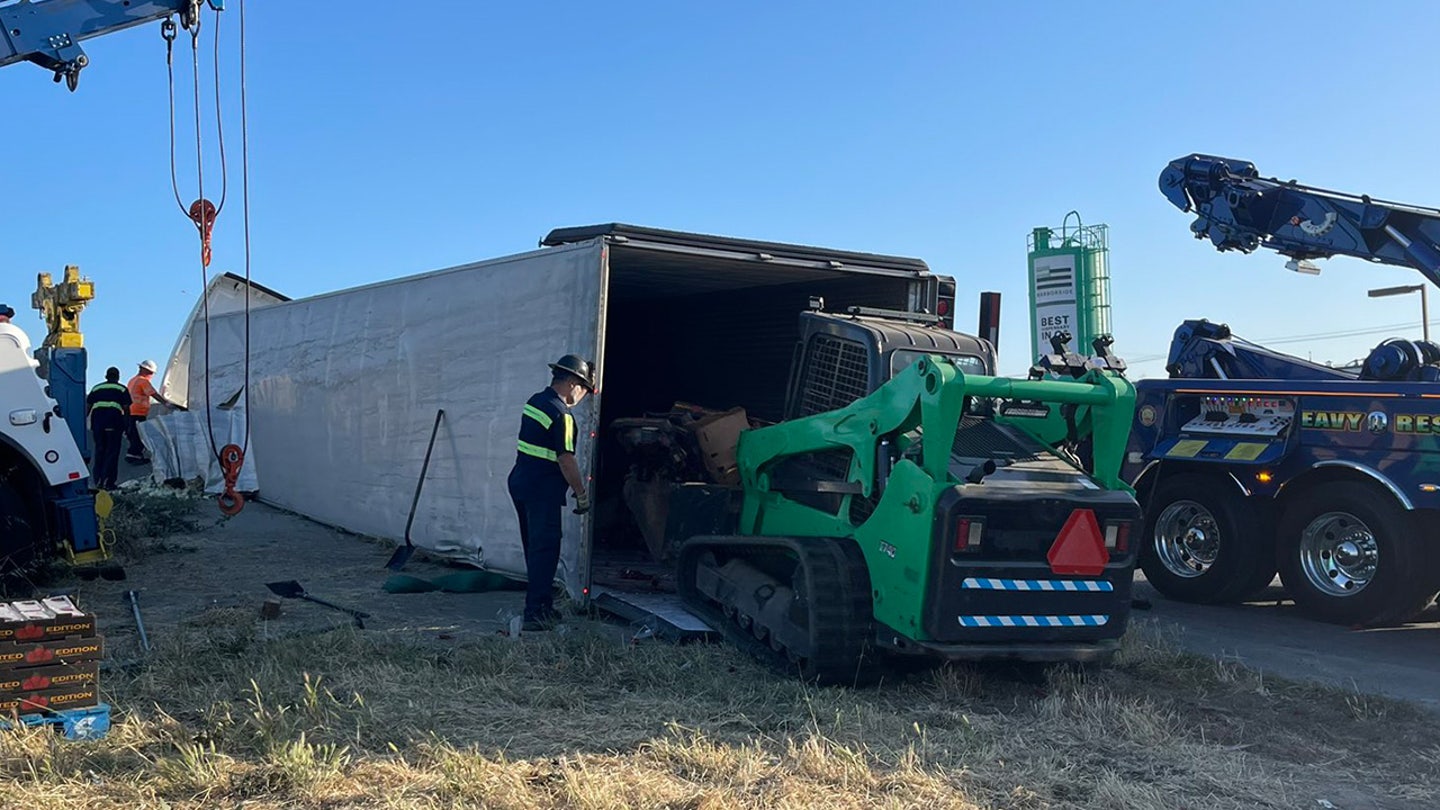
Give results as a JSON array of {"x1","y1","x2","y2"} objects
[
  {"x1": 1256, "y1": 320, "x2": 1420, "y2": 345},
  {"x1": 1122, "y1": 319, "x2": 1429, "y2": 365}
]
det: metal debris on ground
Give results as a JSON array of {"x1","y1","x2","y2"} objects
[
  {"x1": 264, "y1": 581, "x2": 370, "y2": 628},
  {"x1": 124, "y1": 590, "x2": 151, "y2": 653}
]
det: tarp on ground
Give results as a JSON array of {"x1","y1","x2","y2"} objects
[{"x1": 163, "y1": 242, "x2": 605, "y2": 598}]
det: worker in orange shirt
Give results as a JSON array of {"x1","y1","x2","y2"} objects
[{"x1": 125, "y1": 359, "x2": 185, "y2": 464}]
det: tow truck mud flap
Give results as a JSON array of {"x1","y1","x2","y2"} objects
[{"x1": 591, "y1": 586, "x2": 716, "y2": 642}]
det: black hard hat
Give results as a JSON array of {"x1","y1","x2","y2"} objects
[
  {"x1": 0, "y1": 303, "x2": 13, "y2": 318},
  {"x1": 549, "y1": 354, "x2": 596, "y2": 392}
]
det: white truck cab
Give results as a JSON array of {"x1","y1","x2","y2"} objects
[{"x1": 0, "y1": 322, "x2": 98, "y2": 568}]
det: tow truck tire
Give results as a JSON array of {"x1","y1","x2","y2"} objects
[
  {"x1": 0, "y1": 480, "x2": 41, "y2": 573},
  {"x1": 1140, "y1": 474, "x2": 1275, "y2": 604},
  {"x1": 1277, "y1": 482, "x2": 1435, "y2": 626}
]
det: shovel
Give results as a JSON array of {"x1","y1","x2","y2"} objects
[
  {"x1": 264, "y1": 580, "x2": 370, "y2": 628},
  {"x1": 386, "y1": 408, "x2": 446, "y2": 571}
]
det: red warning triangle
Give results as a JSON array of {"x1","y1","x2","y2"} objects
[{"x1": 1047, "y1": 509, "x2": 1109, "y2": 576}]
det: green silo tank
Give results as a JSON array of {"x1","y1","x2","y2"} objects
[{"x1": 1027, "y1": 211, "x2": 1111, "y2": 362}]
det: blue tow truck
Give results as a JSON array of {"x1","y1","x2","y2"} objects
[{"x1": 1124, "y1": 155, "x2": 1440, "y2": 626}]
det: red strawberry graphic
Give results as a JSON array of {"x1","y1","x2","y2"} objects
[
  {"x1": 20, "y1": 675, "x2": 49, "y2": 690},
  {"x1": 14, "y1": 624, "x2": 43, "y2": 642},
  {"x1": 21, "y1": 694, "x2": 48, "y2": 710},
  {"x1": 24, "y1": 647, "x2": 54, "y2": 664}
]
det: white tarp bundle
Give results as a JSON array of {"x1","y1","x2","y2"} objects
[
  {"x1": 149, "y1": 273, "x2": 282, "y2": 495},
  {"x1": 138, "y1": 404, "x2": 259, "y2": 495},
  {"x1": 165, "y1": 242, "x2": 604, "y2": 597}
]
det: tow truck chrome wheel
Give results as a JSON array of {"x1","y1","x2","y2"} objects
[
  {"x1": 1141, "y1": 473, "x2": 1275, "y2": 604},
  {"x1": 1298, "y1": 512, "x2": 1378, "y2": 597},
  {"x1": 1153, "y1": 500, "x2": 1220, "y2": 579},
  {"x1": 1278, "y1": 481, "x2": 1435, "y2": 626}
]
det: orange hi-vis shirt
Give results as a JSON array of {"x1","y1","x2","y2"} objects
[{"x1": 127, "y1": 374, "x2": 158, "y2": 417}]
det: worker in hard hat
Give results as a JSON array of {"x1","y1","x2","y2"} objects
[
  {"x1": 125, "y1": 359, "x2": 184, "y2": 464},
  {"x1": 0, "y1": 303, "x2": 13, "y2": 323},
  {"x1": 507, "y1": 354, "x2": 596, "y2": 631},
  {"x1": 86, "y1": 367, "x2": 132, "y2": 490}
]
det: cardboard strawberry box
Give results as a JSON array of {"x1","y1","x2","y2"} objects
[
  {"x1": 0, "y1": 636, "x2": 104, "y2": 669},
  {"x1": 0, "y1": 662, "x2": 100, "y2": 695},
  {"x1": 686, "y1": 407, "x2": 749, "y2": 486},
  {"x1": 0, "y1": 595, "x2": 96, "y2": 643},
  {"x1": 0, "y1": 684, "x2": 101, "y2": 715}
]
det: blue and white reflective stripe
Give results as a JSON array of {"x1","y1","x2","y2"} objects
[
  {"x1": 958, "y1": 614, "x2": 1110, "y2": 628},
  {"x1": 961, "y1": 577, "x2": 1112, "y2": 593}
]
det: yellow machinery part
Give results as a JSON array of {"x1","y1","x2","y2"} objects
[{"x1": 32, "y1": 265, "x2": 95, "y2": 350}]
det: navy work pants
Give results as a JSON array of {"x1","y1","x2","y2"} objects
[
  {"x1": 92, "y1": 425, "x2": 123, "y2": 489},
  {"x1": 125, "y1": 414, "x2": 147, "y2": 459},
  {"x1": 511, "y1": 496, "x2": 563, "y2": 622}
]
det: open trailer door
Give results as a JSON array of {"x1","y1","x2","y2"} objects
[
  {"x1": 186, "y1": 241, "x2": 607, "y2": 597},
  {"x1": 544, "y1": 224, "x2": 938, "y2": 636}
]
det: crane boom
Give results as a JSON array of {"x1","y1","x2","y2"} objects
[
  {"x1": 1159, "y1": 153, "x2": 1440, "y2": 288},
  {"x1": 0, "y1": 0, "x2": 221, "y2": 90}
]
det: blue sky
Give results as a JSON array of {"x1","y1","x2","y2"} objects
[{"x1": 3, "y1": 0, "x2": 1438, "y2": 384}]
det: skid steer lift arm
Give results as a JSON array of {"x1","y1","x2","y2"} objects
[
  {"x1": 736, "y1": 356, "x2": 1135, "y2": 536},
  {"x1": 0, "y1": 0, "x2": 222, "y2": 90},
  {"x1": 1160, "y1": 154, "x2": 1440, "y2": 287}
]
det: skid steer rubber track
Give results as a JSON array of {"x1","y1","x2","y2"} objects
[{"x1": 677, "y1": 534, "x2": 882, "y2": 686}]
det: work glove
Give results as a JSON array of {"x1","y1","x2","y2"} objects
[{"x1": 574, "y1": 491, "x2": 591, "y2": 515}]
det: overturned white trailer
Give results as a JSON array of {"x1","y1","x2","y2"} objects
[
  {"x1": 143, "y1": 273, "x2": 288, "y2": 494},
  {"x1": 168, "y1": 225, "x2": 957, "y2": 603}
]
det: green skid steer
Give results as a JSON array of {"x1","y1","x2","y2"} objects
[{"x1": 676, "y1": 338, "x2": 1139, "y2": 685}]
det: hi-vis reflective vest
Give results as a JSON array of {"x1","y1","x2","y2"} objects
[
  {"x1": 516, "y1": 389, "x2": 576, "y2": 464},
  {"x1": 127, "y1": 374, "x2": 158, "y2": 417},
  {"x1": 510, "y1": 389, "x2": 576, "y2": 501},
  {"x1": 88, "y1": 383, "x2": 128, "y2": 411},
  {"x1": 87, "y1": 381, "x2": 131, "y2": 425}
]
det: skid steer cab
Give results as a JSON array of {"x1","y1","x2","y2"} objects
[{"x1": 674, "y1": 306, "x2": 1141, "y2": 684}]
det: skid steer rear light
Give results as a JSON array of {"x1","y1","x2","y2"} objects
[
  {"x1": 1103, "y1": 521, "x2": 1131, "y2": 553},
  {"x1": 954, "y1": 517, "x2": 984, "y2": 554}
]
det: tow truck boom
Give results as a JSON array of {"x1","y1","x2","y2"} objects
[
  {"x1": 1160, "y1": 153, "x2": 1440, "y2": 288},
  {"x1": 1, "y1": 0, "x2": 222, "y2": 90}
]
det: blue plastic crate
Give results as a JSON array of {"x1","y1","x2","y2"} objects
[{"x1": 1, "y1": 703, "x2": 110, "y2": 741}]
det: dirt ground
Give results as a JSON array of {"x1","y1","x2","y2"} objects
[
  {"x1": 5, "y1": 487, "x2": 1438, "y2": 809},
  {"x1": 75, "y1": 492, "x2": 555, "y2": 661}
]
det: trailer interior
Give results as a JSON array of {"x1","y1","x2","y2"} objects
[{"x1": 540, "y1": 226, "x2": 937, "y2": 594}]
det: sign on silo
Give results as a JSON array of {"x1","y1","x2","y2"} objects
[{"x1": 1027, "y1": 212, "x2": 1111, "y2": 361}]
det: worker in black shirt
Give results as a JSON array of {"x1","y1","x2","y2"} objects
[
  {"x1": 508, "y1": 354, "x2": 596, "y2": 630},
  {"x1": 86, "y1": 366, "x2": 133, "y2": 490}
]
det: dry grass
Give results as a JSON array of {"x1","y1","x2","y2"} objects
[
  {"x1": 105, "y1": 485, "x2": 207, "y2": 560},
  {"x1": 1, "y1": 610, "x2": 1436, "y2": 810}
]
